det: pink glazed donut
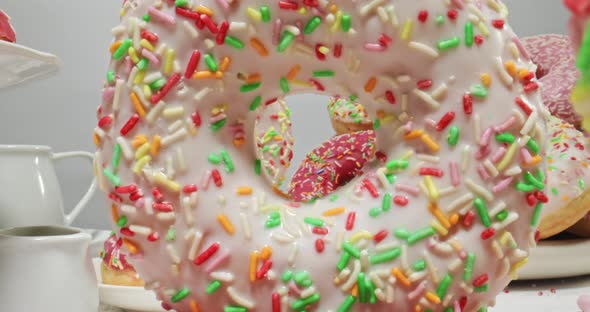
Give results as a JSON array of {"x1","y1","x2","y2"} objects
[{"x1": 95, "y1": 1, "x2": 548, "y2": 311}]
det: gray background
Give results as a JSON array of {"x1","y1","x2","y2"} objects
[{"x1": 0, "y1": 0, "x2": 570, "y2": 230}]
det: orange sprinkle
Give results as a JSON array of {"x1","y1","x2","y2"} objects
[
  {"x1": 93, "y1": 132, "x2": 101, "y2": 147},
  {"x1": 480, "y1": 73, "x2": 492, "y2": 88},
  {"x1": 233, "y1": 138, "x2": 245, "y2": 147},
  {"x1": 286, "y1": 64, "x2": 301, "y2": 81},
  {"x1": 246, "y1": 73, "x2": 262, "y2": 83},
  {"x1": 415, "y1": 305, "x2": 423, "y2": 312},
  {"x1": 111, "y1": 204, "x2": 120, "y2": 224},
  {"x1": 260, "y1": 245, "x2": 272, "y2": 260},
  {"x1": 504, "y1": 61, "x2": 517, "y2": 77},
  {"x1": 122, "y1": 238, "x2": 141, "y2": 255},
  {"x1": 217, "y1": 214, "x2": 235, "y2": 235},
  {"x1": 237, "y1": 186, "x2": 253, "y2": 195},
  {"x1": 214, "y1": 71, "x2": 224, "y2": 79},
  {"x1": 130, "y1": 92, "x2": 146, "y2": 117},
  {"x1": 404, "y1": 129, "x2": 424, "y2": 140},
  {"x1": 190, "y1": 300, "x2": 200, "y2": 312},
  {"x1": 421, "y1": 134, "x2": 440, "y2": 153},
  {"x1": 193, "y1": 71, "x2": 217, "y2": 79},
  {"x1": 196, "y1": 5, "x2": 213, "y2": 16},
  {"x1": 518, "y1": 69, "x2": 530, "y2": 81},
  {"x1": 364, "y1": 76, "x2": 377, "y2": 92},
  {"x1": 351, "y1": 284, "x2": 359, "y2": 297},
  {"x1": 391, "y1": 268, "x2": 411, "y2": 287},
  {"x1": 523, "y1": 155, "x2": 542, "y2": 167},
  {"x1": 109, "y1": 41, "x2": 122, "y2": 54},
  {"x1": 329, "y1": 4, "x2": 338, "y2": 13},
  {"x1": 219, "y1": 57, "x2": 231, "y2": 72},
  {"x1": 425, "y1": 292, "x2": 441, "y2": 304},
  {"x1": 150, "y1": 135, "x2": 161, "y2": 156},
  {"x1": 428, "y1": 202, "x2": 451, "y2": 229},
  {"x1": 132, "y1": 135, "x2": 148, "y2": 149},
  {"x1": 449, "y1": 213, "x2": 459, "y2": 225},
  {"x1": 273, "y1": 186, "x2": 291, "y2": 200},
  {"x1": 250, "y1": 37, "x2": 269, "y2": 57},
  {"x1": 322, "y1": 207, "x2": 346, "y2": 217},
  {"x1": 249, "y1": 251, "x2": 258, "y2": 282}
]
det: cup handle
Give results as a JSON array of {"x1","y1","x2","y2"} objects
[{"x1": 52, "y1": 151, "x2": 98, "y2": 226}]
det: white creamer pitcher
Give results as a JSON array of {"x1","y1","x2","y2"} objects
[{"x1": 0, "y1": 145, "x2": 96, "y2": 228}]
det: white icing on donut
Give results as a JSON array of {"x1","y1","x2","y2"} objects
[{"x1": 95, "y1": 0, "x2": 548, "y2": 310}]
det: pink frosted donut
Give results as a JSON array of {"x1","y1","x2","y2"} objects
[
  {"x1": 0, "y1": 10, "x2": 16, "y2": 43},
  {"x1": 288, "y1": 131, "x2": 376, "y2": 203},
  {"x1": 522, "y1": 35, "x2": 581, "y2": 128},
  {"x1": 95, "y1": 1, "x2": 549, "y2": 311}
]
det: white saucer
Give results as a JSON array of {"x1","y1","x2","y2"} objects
[
  {"x1": 0, "y1": 40, "x2": 60, "y2": 89},
  {"x1": 518, "y1": 238, "x2": 590, "y2": 280}
]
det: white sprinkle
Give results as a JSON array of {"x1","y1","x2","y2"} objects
[
  {"x1": 423, "y1": 251, "x2": 439, "y2": 283},
  {"x1": 417, "y1": 154, "x2": 440, "y2": 163},
  {"x1": 360, "y1": 0, "x2": 385, "y2": 16},
  {"x1": 168, "y1": 120, "x2": 184, "y2": 134},
  {"x1": 461, "y1": 145, "x2": 471, "y2": 172},
  {"x1": 465, "y1": 178, "x2": 494, "y2": 202},
  {"x1": 498, "y1": 258, "x2": 511, "y2": 277},
  {"x1": 146, "y1": 100, "x2": 167, "y2": 124},
  {"x1": 401, "y1": 244, "x2": 409, "y2": 271},
  {"x1": 278, "y1": 286, "x2": 289, "y2": 297},
  {"x1": 227, "y1": 287, "x2": 255, "y2": 309},
  {"x1": 336, "y1": 231, "x2": 345, "y2": 252},
  {"x1": 111, "y1": 25, "x2": 126, "y2": 36},
  {"x1": 127, "y1": 67, "x2": 139, "y2": 88},
  {"x1": 283, "y1": 25, "x2": 300, "y2": 36},
  {"x1": 360, "y1": 250, "x2": 370, "y2": 271},
  {"x1": 508, "y1": 41, "x2": 520, "y2": 59},
  {"x1": 341, "y1": 260, "x2": 361, "y2": 291},
  {"x1": 401, "y1": 93, "x2": 409, "y2": 111},
  {"x1": 408, "y1": 271, "x2": 428, "y2": 283},
  {"x1": 489, "y1": 201, "x2": 507, "y2": 217},
  {"x1": 271, "y1": 231, "x2": 295, "y2": 244},
  {"x1": 182, "y1": 197, "x2": 193, "y2": 226},
  {"x1": 182, "y1": 20, "x2": 199, "y2": 39},
  {"x1": 300, "y1": 286, "x2": 316, "y2": 299},
  {"x1": 163, "y1": 106, "x2": 185, "y2": 120},
  {"x1": 448, "y1": 258, "x2": 463, "y2": 272},
  {"x1": 166, "y1": 244, "x2": 181, "y2": 264},
  {"x1": 432, "y1": 241, "x2": 454, "y2": 255},
  {"x1": 112, "y1": 79, "x2": 124, "y2": 112},
  {"x1": 377, "y1": 6, "x2": 389, "y2": 22},
  {"x1": 504, "y1": 166, "x2": 522, "y2": 176},
  {"x1": 473, "y1": 114, "x2": 481, "y2": 144},
  {"x1": 491, "y1": 240, "x2": 504, "y2": 259},
  {"x1": 386, "y1": 5, "x2": 399, "y2": 28},
  {"x1": 483, "y1": 159, "x2": 499, "y2": 177},
  {"x1": 408, "y1": 42, "x2": 440, "y2": 58},
  {"x1": 188, "y1": 230, "x2": 203, "y2": 261},
  {"x1": 161, "y1": 128, "x2": 188, "y2": 147},
  {"x1": 520, "y1": 110, "x2": 538, "y2": 135},
  {"x1": 194, "y1": 87, "x2": 212, "y2": 102},
  {"x1": 144, "y1": 197, "x2": 154, "y2": 215},
  {"x1": 495, "y1": 57, "x2": 514, "y2": 87},
  {"x1": 210, "y1": 271, "x2": 234, "y2": 283},
  {"x1": 156, "y1": 212, "x2": 176, "y2": 222},
  {"x1": 431, "y1": 83, "x2": 449, "y2": 100},
  {"x1": 240, "y1": 213, "x2": 251, "y2": 240},
  {"x1": 337, "y1": 268, "x2": 351, "y2": 283},
  {"x1": 446, "y1": 193, "x2": 474, "y2": 214},
  {"x1": 131, "y1": 18, "x2": 141, "y2": 50},
  {"x1": 492, "y1": 212, "x2": 518, "y2": 231},
  {"x1": 375, "y1": 288, "x2": 387, "y2": 302},
  {"x1": 438, "y1": 186, "x2": 457, "y2": 197},
  {"x1": 144, "y1": 72, "x2": 163, "y2": 84},
  {"x1": 413, "y1": 89, "x2": 440, "y2": 109},
  {"x1": 229, "y1": 21, "x2": 248, "y2": 32},
  {"x1": 189, "y1": 192, "x2": 198, "y2": 207},
  {"x1": 370, "y1": 272, "x2": 385, "y2": 290},
  {"x1": 175, "y1": 148, "x2": 187, "y2": 173},
  {"x1": 129, "y1": 224, "x2": 151, "y2": 236},
  {"x1": 166, "y1": 155, "x2": 175, "y2": 180},
  {"x1": 379, "y1": 74, "x2": 400, "y2": 89},
  {"x1": 288, "y1": 243, "x2": 298, "y2": 265},
  {"x1": 386, "y1": 284, "x2": 395, "y2": 303}
]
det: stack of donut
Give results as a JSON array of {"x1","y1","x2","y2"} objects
[{"x1": 96, "y1": 0, "x2": 550, "y2": 311}]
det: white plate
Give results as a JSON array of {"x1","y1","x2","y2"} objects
[
  {"x1": 0, "y1": 40, "x2": 60, "y2": 89},
  {"x1": 518, "y1": 239, "x2": 590, "y2": 280},
  {"x1": 93, "y1": 258, "x2": 165, "y2": 312}
]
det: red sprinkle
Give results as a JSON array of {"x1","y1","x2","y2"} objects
[
  {"x1": 373, "y1": 230, "x2": 388, "y2": 243},
  {"x1": 393, "y1": 195, "x2": 408, "y2": 206},
  {"x1": 526, "y1": 193, "x2": 537, "y2": 207},
  {"x1": 418, "y1": 10, "x2": 429, "y2": 23},
  {"x1": 333, "y1": 42, "x2": 343, "y2": 58},
  {"x1": 153, "y1": 202, "x2": 174, "y2": 212},
  {"x1": 417, "y1": 79, "x2": 433, "y2": 90},
  {"x1": 129, "y1": 190, "x2": 143, "y2": 201},
  {"x1": 534, "y1": 191, "x2": 548, "y2": 203},
  {"x1": 278, "y1": 1, "x2": 298, "y2": 10},
  {"x1": 447, "y1": 9, "x2": 458, "y2": 20},
  {"x1": 460, "y1": 297, "x2": 468, "y2": 310},
  {"x1": 473, "y1": 273, "x2": 489, "y2": 287},
  {"x1": 312, "y1": 227, "x2": 328, "y2": 235},
  {"x1": 385, "y1": 90, "x2": 396, "y2": 104},
  {"x1": 309, "y1": 78, "x2": 325, "y2": 91},
  {"x1": 98, "y1": 115, "x2": 113, "y2": 129},
  {"x1": 183, "y1": 184, "x2": 198, "y2": 194},
  {"x1": 115, "y1": 184, "x2": 137, "y2": 194},
  {"x1": 435, "y1": 112, "x2": 455, "y2": 131},
  {"x1": 419, "y1": 167, "x2": 444, "y2": 177},
  {"x1": 521, "y1": 72, "x2": 535, "y2": 82},
  {"x1": 109, "y1": 192, "x2": 123, "y2": 203},
  {"x1": 463, "y1": 210, "x2": 475, "y2": 227},
  {"x1": 463, "y1": 93, "x2": 473, "y2": 115},
  {"x1": 120, "y1": 227, "x2": 135, "y2": 237},
  {"x1": 481, "y1": 228, "x2": 496, "y2": 240},
  {"x1": 491, "y1": 19, "x2": 505, "y2": 29},
  {"x1": 515, "y1": 97, "x2": 533, "y2": 116},
  {"x1": 191, "y1": 111, "x2": 202, "y2": 127},
  {"x1": 184, "y1": 50, "x2": 201, "y2": 79},
  {"x1": 152, "y1": 187, "x2": 164, "y2": 202},
  {"x1": 175, "y1": 7, "x2": 200, "y2": 20},
  {"x1": 534, "y1": 230, "x2": 541, "y2": 242},
  {"x1": 212, "y1": 169, "x2": 223, "y2": 187},
  {"x1": 120, "y1": 113, "x2": 140, "y2": 136},
  {"x1": 151, "y1": 73, "x2": 181, "y2": 104},
  {"x1": 362, "y1": 179, "x2": 379, "y2": 198},
  {"x1": 315, "y1": 43, "x2": 327, "y2": 61},
  {"x1": 216, "y1": 21, "x2": 229, "y2": 45},
  {"x1": 474, "y1": 35, "x2": 484, "y2": 45},
  {"x1": 194, "y1": 242, "x2": 220, "y2": 265},
  {"x1": 315, "y1": 239, "x2": 325, "y2": 253},
  {"x1": 345, "y1": 212, "x2": 356, "y2": 231},
  {"x1": 256, "y1": 259, "x2": 273, "y2": 279},
  {"x1": 147, "y1": 232, "x2": 160, "y2": 242},
  {"x1": 200, "y1": 14, "x2": 219, "y2": 34},
  {"x1": 272, "y1": 292, "x2": 281, "y2": 312},
  {"x1": 140, "y1": 30, "x2": 159, "y2": 43},
  {"x1": 378, "y1": 33, "x2": 393, "y2": 47},
  {"x1": 523, "y1": 81, "x2": 539, "y2": 93}
]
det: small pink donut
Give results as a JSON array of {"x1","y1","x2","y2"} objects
[{"x1": 522, "y1": 35, "x2": 581, "y2": 127}]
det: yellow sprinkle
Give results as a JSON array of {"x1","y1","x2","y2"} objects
[
  {"x1": 404, "y1": 129, "x2": 424, "y2": 140},
  {"x1": 477, "y1": 21, "x2": 490, "y2": 37},
  {"x1": 153, "y1": 172, "x2": 181, "y2": 192},
  {"x1": 143, "y1": 85, "x2": 152, "y2": 98},
  {"x1": 298, "y1": 7, "x2": 307, "y2": 15},
  {"x1": 430, "y1": 220, "x2": 449, "y2": 236},
  {"x1": 164, "y1": 48, "x2": 175, "y2": 76},
  {"x1": 260, "y1": 245, "x2": 272, "y2": 260},
  {"x1": 391, "y1": 268, "x2": 411, "y2": 287},
  {"x1": 250, "y1": 37, "x2": 269, "y2": 57},
  {"x1": 497, "y1": 142, "x2": 517, "y2": 171},
  {"x1": 424, "y1": 176, "x2": 439, "y2": 201},
  {"x1": 140, "y1": 38, "x2": 155, "y2": 51},
  {"x1": 246, "y1": 7, "x2": 262, "y2": 21},
  {"x1": 428, "y1": 202, "x2": 450, "y2": 228},
  {"x1": 150, "y1": 135, "x2": 161, "y2": 156},
  {"x1": 128, "y1": 47, "x2": 140, "y2": 64},
  {"x1": 401, "y1": 150, "x2": 414, "y2": 160},
  {"x1": 349, "y1": 231, "x2": 372, "y2": 243},
  {"x1": 135, "y1": 142, "x2": 150, "y2": 160},
  {"x1": 237, "y1": 186, "x2": 253, "y2": 195},
  {"x1": 480, "y1": 73, "x2": 492, "y2": 88},
  {"x1": 111, "y1": 204, "x2": 120, "y2": 224},
  {"x1": 330, "y1": 11, "x2": 342, "y2": 33},
  {"x1": 504, "y1": 61, "x2": 517, "y2": 77},
  {"x1": 122, "y1": 238, "x2": 141, "y2": 255},
  {"x1": 93, "y1": 132, "x2": 101, "y2": 147},
  {"x1": 523, "y1": 155, "x2": 542, "y2": 167},
  {"x1": 425, "y1": 292, "x2": 441, "y2": 305},
  {"x1": 217, "y1": 214, "x2": 235, "y2": 235},
  {"x1": 500, "y1": 231, "x2": 516, "y2": 248},
  {"x1": 291, "y1": 80, "x2": 314, "y2": 88},
  {"x1": 322, "y1": 207, "x2": 346, "y2": 217},
  {"x1": 318, "y1": 45, "x2": 330, "y2": 55},
  {"x1": 219, "y1": 57, "x2": 231, "y2": 72},
  {"x1": 190, "y1": 300, "x2": 200, "y2": 312},
  {"x1": 196, "y1": 5, "x2": 214, "y2": 16},
  {"x1": 421, "y1": 134, "x2": 440, "y2": 153},
  {"x1": 132, "y1": 155, "x2": 151, "y2": 174},
  {"x1": 510, "y1": 257, "x2": 528, "y2": 276},
  {"x1": 133, "y1": 70, "x2": 145, "y2": 85},
  {"x1": 351, "y1": 284, "x2": 358, "y2": 297},
  {"x1": 286, "y1": 64, "x2": 301, "y2": 81},
  {"x1": 401, "y1": 19, "x2": 413, "y2": 41},
  {"x1": 364, "y1": 76, "x2": 377, "y2": 93},
  {"x1": 249, "y1": 251, "x2": 258, "y2": 282},
  {"x1": 449, "y1": 240, "x2": 463, "y2": 251},
  {"x1": 130, "y1": 92, "x2": 146, "y2": 117}
]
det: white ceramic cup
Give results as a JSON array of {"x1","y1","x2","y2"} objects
[
  {"x1": 0, "y1": 225, "x2": 99, "y2": 311},
  {"x1": 0, "y1": 145, "x2": 97, "y2": 228}
]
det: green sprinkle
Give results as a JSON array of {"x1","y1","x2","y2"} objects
[
  {"x1": 552, "y1": 187, "x2": 558, "y2": 195},
  {"x1": 220, "y1": 149, "x2": 235, "y2": 172},
  {"x1": 448, "y1": 126, "x2": 460, "y2": 146},
  {"x1": 203, "y1": 54, "x2": 218, "y2": 72},
  {"x1": 358, "y1": 272, "x2": 367, "y2": 303},
  {"x1": 249, "y1": 96, "x2": 262, "y2": 111},
  {"x1": 580, "y1": 178, "x2": 586, "y2": 190},
  {"x1": 394, "y1": 228, "x2": 410, "y2": 240},
  {"x1": 536, "y1": 169, "x2": 545, "y2": 184},
  {"x1": 112, "y1": 144, "x2": 122, "y2": 171},
  {"x1": 265, "y1": 218, "x2": 281, "y2": 228},
  {"x1": 208, "y1": 153, "x2": 222, "y2": 164},
  {"x1": 116, "y1": 215, "x2": 128, "y2": 227},
  {"x1": 304, "y1": 16, "x2": 322, "y2": 34},
  {"x1": 142, "y1": 14, "x2": 151, "y2": 22},
  {"x1": 368, "y1": 280, "x2": 377, "y2": 304},
  {"x1": 165, "y1": 227, "x2": 176, "y2": 241},
  {"x1": 206, "y1": 280, "x2": 222, "y2": 294},
  {"x1": 435, "y1": 15, "x2": 445, "y2": 25},
  {"x1": 445, "y1": 308, "x2": 454, "y2": 312},
  {"x1": 103, "y1": 169, "x2": 121, "y2": 186},
  {"x1": 478, "y1": 307, "x2": 488, "y2": 312},
  {"x1": 437, "y1": 273, "x2": 453, "y2": 299},
  {"x1": 329, "y1": 194, "x2": 339, "y2": 202},
  {"x1": 373, "y1": 118, "x2": 381, "y2": 130},
  {"x1": 304, "y1": 217, "x2": 324, "y2": 227},
  {"x1": 282, "y1": 270, "x2": 293, "y2": 282},
  {"x1": 225, "y1": 35, "x2": 245, "y2": 49},
  {"x1": 412, "y1": 259, "x2": 426, "y2": 271},
  {"x1": 292, "y1": 293, "x2": 320, "y2": 310},
  {"x1": 342, "y1": 242, "x2": 361, "y2": 259},
  {"x1": 495, "y1": 210, "x2": 509, "y2": 221},
  {"x1": 464, "y1": 252, "x2": 476, "y2": 281},
  {"x1": 407, "y1": 227, "x2": 436, "y2": 245},
  {"x1": 386, "y1": 159, "x2": 409, "y2": 171},
  {"x1": 465, "y1": 22, "x2": 474, "y2": 47},
  {"x1": 313, "y1": 70, "x2": 335, "y2": 77},
  {"x1": 437, "y1": 37, "x2": 461, "y2": 51},
  {"x1": 107, "y1": 71, "x2": 115, "y2": 84},
  {"x1": 175, "y1": 0, "x2": 188, "y2": 6},
  {"x1": 113, "y1": 39, "x2": 132, "y2": 60},
  {"x1": 527, "y1": 138, "x2": 540, "y2": 154},
  {"x1": 210, "y1": 118, "x2": 227, "y2": 131},
  {"x1": 280, "y1": 77, "x2": 290, "y2": 93},
  {"x1": 524, "y1": 171, "x2": 544, "y2": 190},
  {"x1": 386, "y1": 173, "x2": 396, "y2": 184},
  {"x1": 240, "y1": 82, "x2": 261, "y2": 93},
  {"x1": 337, "y1": 252, "x2": 351, "y2": 272},
  {"x1": 369, "y1": 248, "x2": 401, "y2": 264},
  {"x1": 269, "y1": 211, "x2": 280, "y2": 220},
  {"x1": 260, "y1": 5, "x2": 270, "y2": 22},
  {"x1": 369, "y1": 207, "x2": 382, "y2": 217},
  {"x1": 475, "y1": 284, "x2": 489, "y2": 293},
  {"x1": 474, "y1": 197, "x2": 491, "y2": 227},
  {"x1": 278, "y1": 31, "x2": 296, "y2": 52},
  {"x1": 382, "y1": 193, "x2": 392, "y2": 212},
  {"x1": 341, "y1": 14, "x2": 351, "y2": 32},
  {"x1": 171, "y1": 288, "x2": 191, "y2": 303},
  {"x1": 337, "y1": 295, "x2": 356, "y2": 312},
  {"x1": 516, "y1": 182, "x2": 535, "y2": 193},
  {"x1": 254, "y1": 159, "x2": 261, "y2": 175},
  {"x1": 495, "y1": 132, "x2": 515, "y2": 144},
  {"x1": 224, "y1": 306, "x2": 247, "y2": 312},
  {"x1": 470, "y1": 84, "x2": 488, "y2": 98},
  {"x1": 293, "y1": 271, "x2": 310, "y2": 285},
  {"x1": 150, "y1": 78, "x2": 165, "y2": 91},
  {"x1": 532, "y1": 202, "x2": 543, "y2": 226},
  {"x1": 136, "y1": 58, "x2": 149, "y2": 70},
  {"x1": 577, "y1": 22, "x2": 590, "y2": 71}
]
